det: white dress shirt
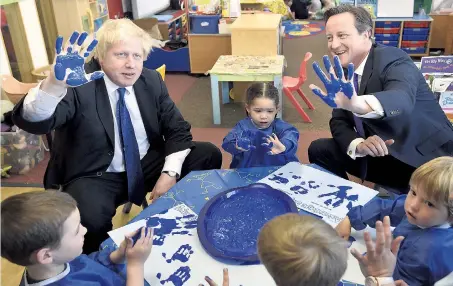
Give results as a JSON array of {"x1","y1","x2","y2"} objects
[
  {"x1": 22, "y1": 76, "x2": 190, "y2": 176},
  {"x1": 346, "y1": 53, "x2": 385, "y2": 159}
]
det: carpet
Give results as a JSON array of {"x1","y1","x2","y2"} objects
[{"x1": 282, "y1": 20, "x2": 325, "y2": 39}]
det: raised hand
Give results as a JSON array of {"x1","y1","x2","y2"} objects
[
  {"x1": 261, "y1": 133, "x2": 286, "y2": 155},
  {"x1": 235, "y1": 130, "x2": 256, "y2": 152},
  {"x1": 54, "y1": 31, "x2": 104, "y2": 87},
  {"x1": 309, "y1": 55, "x2": 356, "y2": 109}
]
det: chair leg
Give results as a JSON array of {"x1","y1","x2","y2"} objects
[
  {"x1": 283, "y1": 88, "x2": 312, "y2": 123},
  {"x1": 296, "y1": 88, "x2": 315, "y2": 110},
  {"x1": 122, "y1": 202, "x2": 133, "y2": 214}
]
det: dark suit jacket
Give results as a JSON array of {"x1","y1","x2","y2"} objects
[
  {"x1": 331, "y1": 44, "x2": 453, "y2": 168},
  {"x1": 12, "y1": 59, "x2": 194, "y2": 189}
]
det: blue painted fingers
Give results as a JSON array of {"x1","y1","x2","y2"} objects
[
  {"x1": 54, "y1": 31, "x2": 103, "y2": 87},
  {"x1": 311, "y1": 55, "x2": 357, "y2": 107}
]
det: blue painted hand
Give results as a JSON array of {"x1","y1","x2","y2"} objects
[
  {"x1": 54, "y1": 31, "x2": 104, "y2": 87},
  {"x1": 261, "y1": 133, "x2": 286, "y2": 155},
  {"x1": 235, "y1": 130, "x2": 256, "y2": 151},
  {"x1": 309, "y1": 55, "x2": 356, "y2": 109}
]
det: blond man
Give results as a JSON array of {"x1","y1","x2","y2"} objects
[
  {"x1": 12, "y1": 18, "x2": 222, "y2": 254},
  {"x1": 1, "y1": 191, "x2": 153, "y2": 285}
]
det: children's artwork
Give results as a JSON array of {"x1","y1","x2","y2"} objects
[
  {"x1": 108, "y1": 204, "x2": 277, "y2": 286},
  {"x1": 258, "y1": 162, "x2": 378, "y2": 226}
]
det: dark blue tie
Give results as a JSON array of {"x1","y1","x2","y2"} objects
[
  {"x1": 352, "y1": 74, "x2": 367, "y2": 180},
  {"x1": 353, "y1": 73, "x2": 365, "y2": 138},
  {"x1": 116, "y1": 88, "x2": 145, "y2": 205}
]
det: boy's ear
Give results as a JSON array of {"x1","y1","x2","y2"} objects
[{"x1": 35, "y1": 248, "x2": 54, "y2": 265}]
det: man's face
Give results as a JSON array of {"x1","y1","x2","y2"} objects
[
  {"x1": 325, "y1": 12, "x2": 371, "y2": 68},
  {"x1": 99, "y1": 37, "x2": 144, "y2": 87}
]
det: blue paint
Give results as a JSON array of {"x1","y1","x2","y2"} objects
[
  {"x1": 157, "y1": 266, "x2": 191, "y2": 285},
  {"x1": 312, "y1": 55, "x2": 356, "y2": 108},
  {"x1": 54, "y1": 31, "x2": 103, "y2": 87},
  {"x1": 318, "y1": 185, "x2": 358, "y2": 210},
  {"x1": 291, "y1": 175, "x2": 301, "y2": 179},
  {"x1": 138, "y1": 214, "x2": 197, "y2": 246},
  {"x1": 162, "y1": 244, "x2": 194, "y2": 263},
  {"x1": 236, "y1": 130, "x2": 256, "y2": 151},
  {"x1": 268, "y1": 173, "x2": 289, "y2": 184},
  {"x1": 290, "y1": 184, "x2": 309, "y2": 195},
  {"x1": 131, "y1": 226, "x2": 149, "y2": 245},
  {"x1": 308, "y1": 180, "x2": 320, "y2": 189},
  {"x1": 198, "y1": 183, "x2": 298, "y2": 262}
]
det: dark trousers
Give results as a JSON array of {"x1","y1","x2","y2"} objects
[
  {"x1": 63, "y1": 141, "x2": 222, "y2": 254},
  {"x1": 308, "y1": 138, "x2": 416, "y2": 191}
]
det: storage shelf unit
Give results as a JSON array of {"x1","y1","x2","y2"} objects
[
  {"x1": 158, "y1": 11, "x2": 187, "y2": 41},
  {"x1": 372, "y1": 16, "x2": 433, "y2": 57}
]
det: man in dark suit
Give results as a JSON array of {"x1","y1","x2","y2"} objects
[
  {"x1": 12, "y1": 19, "x2": 222, "y2": 254},
  {"x1": 308, "y1": 5, "x2": 453, "y2": 191}
]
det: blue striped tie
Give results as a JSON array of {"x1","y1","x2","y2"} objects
[
  {"x1": 352, "y1": 74, "x2": 367, "y2": 180},
  {"x1": 353, "y1": 73, "x2": 365, "y2": 138},
  {"x1": 117, "y1": 88, "x2": 145, "y2": 205}
]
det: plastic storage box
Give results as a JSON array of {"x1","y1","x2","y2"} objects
[
  {"x1": 374, "y1": 34, "x2": 400, "y2": 41},
  {"x1": 375, "y1": 21, "x2": 401, "y2": 28},
  {"x1": 376, "y1": 40, "x2": 398, "y2": 47},
  {"x1": 189, "y1": 14, "x2": 221, "y2": 34}
]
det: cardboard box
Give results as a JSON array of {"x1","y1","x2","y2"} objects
[{"x1": 133, "y1": 18, "x2": 163, "y2": 40}]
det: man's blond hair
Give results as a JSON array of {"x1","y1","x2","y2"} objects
[
  {"x1": 410, "y1": 156, "x2": 453, "y2": 219},
  {"x1": 94, "y1": 18, "x2": 154, "y2": 61},
  {"x1": 258, "y1": 214, "x2": 348, "y2": 286}
]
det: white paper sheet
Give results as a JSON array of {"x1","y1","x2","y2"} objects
[
  {"x1": 258, "y1": 162, "x2": 379, "y2": 226},
  {"x1": 108, "y1": 204, "x2": 275, "y2": 286}
]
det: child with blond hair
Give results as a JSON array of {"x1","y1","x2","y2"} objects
[
  {"x1": 1, "y1": 191, "x2": 153, "y2": 285},
  {"x1": 336, "y1": 156, "x2": 453, "y2": 286}
]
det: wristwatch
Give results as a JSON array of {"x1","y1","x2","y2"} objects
[
  {"x1": 163, "y1": 171, "x2": 178, "y2": 178},
  {"x1": 365, "y1": 276, "x2": 395, "y2": 286}
]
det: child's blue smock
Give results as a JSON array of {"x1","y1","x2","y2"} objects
[
  {"x1": 347, "y1": 195, "x2": 453, "y2": 286},
  {"x1": 222, "y1": 118, "x2": 299, "y2": 168}
]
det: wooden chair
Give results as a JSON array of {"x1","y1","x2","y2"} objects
[{"x1": 282, "y1": 52, "x2": 315, "y2": 123}]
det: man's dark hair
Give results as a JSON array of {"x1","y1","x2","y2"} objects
[{"x1": 324, "y1": 4, "x2": 373, "y2": 35}]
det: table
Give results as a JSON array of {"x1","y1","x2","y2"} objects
[
  {"x1": 208, "y1": 55, "x2": 285, "y2": 124},
  {"x1": 100, "y1": 164, "x2": 364, "y2": 286}
]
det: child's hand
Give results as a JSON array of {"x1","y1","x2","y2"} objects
[
  {"x1": 126, "y1": 227, "x2": 153, "y2": 265},
  {"x1": 110, "y1": 228, "x2": 142, "y2": 264},
  {"x1": 235, "y1": 130, "x2": 256, "y2": 152},
  {"x1": 201, "y1": 268, "x2": 229, "y2": 286},
  {"x1": 262, "y1": 133, "x2": 286, "y2": 155},
  {"x1": 335, "y1": 216, "x2": 352, "y2": 240}
]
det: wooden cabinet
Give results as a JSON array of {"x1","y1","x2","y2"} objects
[
  {"x1": 430, "y1": 14, "x2": 453, "y2": 54},
  {"x1": 230, "y1": 14, "x2": 282, "y2": 56},
  {"x1": 188, "y1": 34, "x2": 232, "y2": 74},
  {"x1": 51, "y1": 0, "x2": 109, "y2": 41}
]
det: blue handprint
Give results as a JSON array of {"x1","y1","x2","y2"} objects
[
  {"x1": 54, "y1": 31, "x2": 104, "y2": 87},
  {"x1": 236, "y1": 130, "x2": 256, "y2": 151},
  {"x1": 311, "y1": 55, "x2": 355, "y2": 108},
  {"x1": 162, "y1": 244, "x2": 194, "y2": 263},
  {"x1": 157, "y1": 266, "x2": 191, "y2": 286}
]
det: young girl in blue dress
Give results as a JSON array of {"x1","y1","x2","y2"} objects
[{"x1": 222, "y1": 82, "x2": 300, "y2": 168}]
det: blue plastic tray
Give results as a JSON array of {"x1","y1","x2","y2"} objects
[
  {"x1": 374, "y1": 34, "x2": 400, "y2": 41},
  {"x1": 197, "y1": 183, "x2": 298, "y2": 263}
]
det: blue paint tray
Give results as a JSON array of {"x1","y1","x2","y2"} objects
[{"x1": 197, "y1": 183, "x2": 298, "y2": 263}]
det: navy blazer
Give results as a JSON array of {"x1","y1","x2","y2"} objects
[
  {"x1": 330, "y1": 44, "x2": 453, "y2": 168},
  {"x1": 12, "y1": 59, "x2": 194, "y2": 189}
]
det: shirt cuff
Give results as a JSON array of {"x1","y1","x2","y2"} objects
[
  {"x1": 162, "y1": 149, "x2": 191, "y2": 177},
  {"x1": 22, "y1": 81, "x2": 67, "y2": 122},
  {"x1": 347, "y1": 138, "x2": 366, "y2": 160},
  {"x1": 353, "y1": 95, "x2": 384, "y2": 119}
]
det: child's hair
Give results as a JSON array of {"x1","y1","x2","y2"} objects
[
  {"x1": 94, "y1": 18, "x2": 154, "y2": 61},
  {"x1": 1, "y1": 191, "x2": 78, "y2": 266},
  {"x1": 410, "y1": 156, "x2": 453, "y2": 220},
  {"x1": 245, "y1": 82, "x2": 280, "y2": 107},
  {"x1": 258, "y1": 214, "x2": 348, "y2": 286}
]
